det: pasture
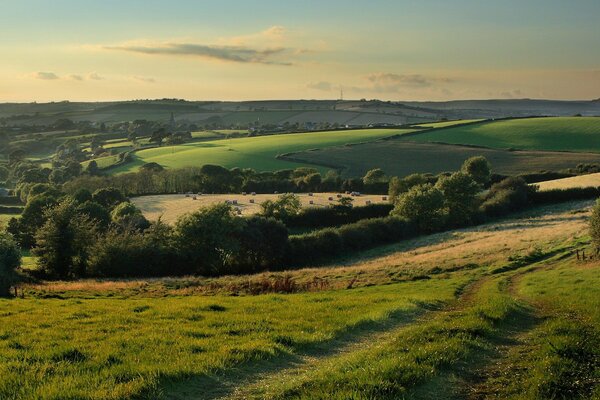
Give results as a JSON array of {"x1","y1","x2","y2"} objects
[
  {"x1": 283, "y1": 140, "x2": 600, "y2": 178},
  {"x1": 3, "y1": 200, "x2": 598, "y2": 399},
  {"x1": 109, "y1": 128, "x2": 415, "y2": 174},
  {"x1": 535, "y1": 172, "x2": 600, "y2": 191},
  {"x1": 407, "y1": 117, "x2": 600, "y2": 152},
  {"x1": 132, "y1": 192, "x2": 388, "y2": 224}
]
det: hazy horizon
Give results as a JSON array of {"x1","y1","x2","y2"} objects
[{"x1": 2, "y1": 0, "x2": 599, "y2": 102}]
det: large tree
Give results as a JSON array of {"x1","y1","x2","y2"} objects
[
  {"x1": 34, "y1": 200, "x2": 96, "y2": 279},
  {"x1": 461, "y1": 156, "x2": 492, "y2": 186},
  {"x1": 173, "y1": 203, "x2": 244, "y2": 275},
  {"x1": 0, "y1": 231, "x2": 21, "y2": 297},
  {"x1": 435, "y1": 172, "x2": 480, "y2": 226},
  {"x1": 392, "y1": 184, "x2": 446, "y2": 232}
]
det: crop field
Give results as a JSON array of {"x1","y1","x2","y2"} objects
[
  {"x1": 283, "y1": 140, "x2": 600, "y2": 178},
  {"x1": 406, "y1": 117, "x2": 600, "y2": 152},
  {"x1": 131, "y1": 192, "x2": 388, "y2": 224},
  {"x1": 109, "y1": 128, "x2": 414, "y2": 174},
  {"x1": 3, "y1": 200, "x2": 599, "y2": 399},
  {"x1": 535, "y1": 172, "x2": 600, "y2": 191}
]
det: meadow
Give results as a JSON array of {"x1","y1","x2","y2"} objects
[
  {"x1": 535, "y1": 172, "x2": 600, "y2": 191},
  {"x1": 108, "y1": 129, "x2": 414, "y2": 174},
  {"x1": 3, "y1": 200, "x2": 598, "y2": 399},
  {"x1": 406, "y1": 117, "x2": 600, "y2": 152},
  {"x1": 132, "y1": 192, "x2": 387, "y2": 224}
]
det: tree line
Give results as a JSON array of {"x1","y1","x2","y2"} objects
[{"x1": 4, "y1": 156, "x2": 600, "y2": 296}]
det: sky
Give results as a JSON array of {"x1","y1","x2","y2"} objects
[{"x1": 1, "y1": 0, "x2": 599, "y2": 102}]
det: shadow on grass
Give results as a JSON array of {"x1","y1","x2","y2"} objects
[{"x1": 158, "y1": 301, "x2": 444, "y2": 400}]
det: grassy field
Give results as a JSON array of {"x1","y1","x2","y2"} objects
[
  {"x1": 535, "y1": 172, "x2": 600, "y2": 191},
  {"x1": 109, "y1": 129, "x2": 414, "y2": 174},
  {"x1": 283, "y1": 140, "x2": 600, "y2": 178},
  {"x1": 405, "y1": 117, "x2": 600, "y2": 152},
  {"x1": 132, "y1": 192, "x2": 388, "y2": 224},
  {"x1": 2, "y1": 201, "x2": 598, "y2": 399}
]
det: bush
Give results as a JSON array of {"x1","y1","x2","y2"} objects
[
  {"x1": 392, "y1": 184, "x2": 446, "y2": 232},
  {"x1": 284, "y1": 203, "x2": 393, "y2": 229},
  {"x1": 0, "y1": 232, "x2": 21, "y2": 297},
  {"x1": 480, "y1": 177, "x2": 534, "y2": 217}
]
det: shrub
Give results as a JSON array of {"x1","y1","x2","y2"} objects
[{"x1": 392, "y1": 184, "x2": 446, "y2": 232}]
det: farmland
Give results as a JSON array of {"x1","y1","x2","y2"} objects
[
  {"x1": 2, "y1": 200, "x2": 598, "y2": 399},
  {"x1": 132, "y1": 192, "x2": 388, "y2": 224},
  {"x1": 283, "y1": 140, "x2": 600, "y2": 178},
  {"x1": 405, "y1": 117, "x2": 600, "y2": 152},
  {"x1": 110, "y1": 128, "x2": 414, "y2": 174},
  {"x1": 535, "y1": 172, "x2": 600, "y2": 191}
]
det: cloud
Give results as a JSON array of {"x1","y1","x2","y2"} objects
[
  {"x1": 366, "y1": 73, "x2": 454, "y2": 93},
  {"x1": 307, "y1": 81, "x2": 334, "y2": 91},
  {"x1": 34, "y1": 72, "x2": 59, "y2": 80},
  {"x1": 69, "y1": 74, "x2": 83, "y2": 81},
  {"x1": 88, "y1": 72, "x2": 104, "y2": 80},
  {"x1": 105, "y1": 42, "x2": 292, "y2": 65},
  {"x1": 132, "y1": 76, "x2": 156, "y2": 83},
  {"x1": 222, "y1": 25, "x2": 287, "y2": 46}
]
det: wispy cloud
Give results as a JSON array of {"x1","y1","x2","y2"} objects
[
  {"x1": 366, "y1": 73, "x2": 454, "y2": 92},
  {"x1": 69, "y1": 74, "x2": 83, "y2": 81},
  {"x1": 34, "y1": 72, "x2": 59, "y2": 80},
  {"x1": 307, "y1": 81, "x2": 334, "y2": 91},
  {"x1": 104, "y1": 42, "x2": 292, "y2": 65}
]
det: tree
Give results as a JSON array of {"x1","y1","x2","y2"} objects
[
  {"x1": 363, "y1": 168, "x2": 386, "y2": 185},
  {"x1": 461, "y1": 156, "x2": 491, "y2": 186},
  {"x1": 150, "y1": 128, "x2": 167, "y2": 146},
  {"x1": 0, "y1": 231, "x2": 21, "y2": 297},
  {"x1": 173, "y1": 203, "x2": 244, "y2": 275},
  {"x1": 260, "y1": 194, "x2": 302, "y2": 221},
  {"x1": 77, "y1": 201, "x2": 111, "y2": 229},
  {"x1": 233, "y1": 216, "x2": 288, "y2": 272},
  {"x1": 590, "y1": 199, "x2": 600, "y2": 250},
  {"x1": 110, "y1": 201, "x2": 150, "y2": 231},
  {"x1": 388, "y1": 173, "x2": 432, "y2": 202},
  {"x1": 92, "y1": 187, "x2": 126, "y2": 209},
  {"x1": 34, "y1": 200, "x2": 96, "y2": 279},
  {"x1": 85, "y1": 160, "x2": 100, "y2": 176},
  {"x1": 435, "y1": 172, "x2": 480, "y2": 226},
  {"x1": 392, "y1": 184, "x2": 445, "y2": 232}
]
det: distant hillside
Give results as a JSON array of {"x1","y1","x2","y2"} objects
[{"x1": 1, "y1": 99, "x2": 598, "y2": 127}]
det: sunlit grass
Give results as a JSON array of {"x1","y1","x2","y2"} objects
[{"x1": 0, "y1": 277, "x2": 464, "y2": 399}]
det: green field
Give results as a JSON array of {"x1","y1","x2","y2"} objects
[
  {"x1": 2, "y1": 201, "x2": 598, "y2": 399},
  {"x1": 110, "y1": 129, "x2": 414, "y2": 174},
  {"x1": 283, "y1": 140, "x2": 600, "y2": 178},
  {"x1": 406, "y1": 117, "x2": 600, "y2": 152}
]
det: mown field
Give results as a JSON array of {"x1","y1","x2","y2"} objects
[
  {"x1": 109, "y1": 129, "x2": 414, "y2": 174},
  {"x1": 132, "y1": 192, "x2": 387, "y2": 224},
  {"x1": 406, "y1": 117, "x2": 600, "y2": 152},
  {"x1": 535, "y1": 172, "x2": 600, "y2": 191},
  {"x1": 283, "y1": 140, "x2": 600, "y2": 178},
  {"x1": 2, "y1": 200, "x2": 598, "y2": 399}
]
